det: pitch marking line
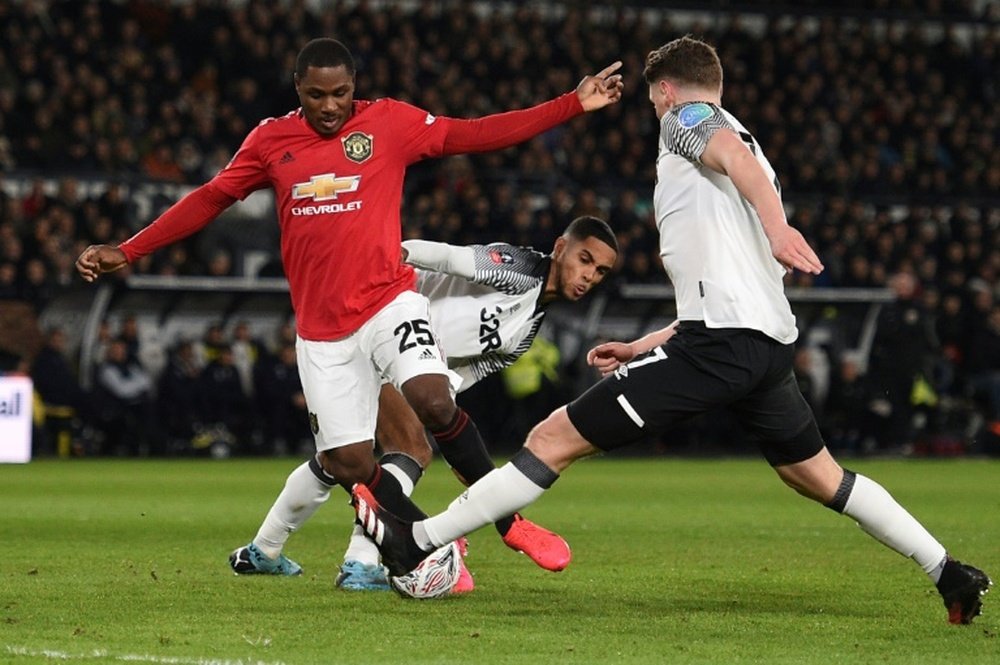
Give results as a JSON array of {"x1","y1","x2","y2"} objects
[{"x1": 5, "y1": 645, "x2": 286, "y2": 665}]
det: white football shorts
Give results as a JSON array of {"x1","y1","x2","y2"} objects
[{"x1": 296, "y1": 290, "x2": 451, "y2": 450}]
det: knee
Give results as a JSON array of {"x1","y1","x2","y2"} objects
[
  {"x1": 524, "y1": 408, "x2": 592, "y2": 473},
  {"x1": 410, "y1": 393, "x2": 457, "y2": 432},
  {"x1": 318, "y1": 447, "x2": 375, "y2": 488},
  {"x1": 773, "y1": 456, "x2": 842, "y2": 504}
]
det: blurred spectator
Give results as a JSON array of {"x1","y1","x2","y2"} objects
[
  {"x1": 867, "y1": 272, "x2": 940, "y2": 451},
  {"x1": 30, "y1": 327, "x2": 91, "y2": 457},
  {"x1": 231, "y1": 320, "x2": 265, "y2": 397},
  {"x1": 194, "y1": 323, "x2": 227, "y2": 366},
  {"x1": 93, "y1": 337, "x2": 156, "y2": 456},
  {"x1": 823, "y1": 352, "x2": 873, "y2": 454},
  {"x1": 157, "y1": 340, "x2": 202, "y2": 451},
  {"x1": 966, "y1": 305, "x2": 1000, "y2": 424},
  {"x1": 206, "y1": 249, "x2": 234, "y2": 277},
  {"x1": 198, "y1": 343, "x2": 252, "y2": 449},
  {"x1": 0, "y1": 261, "x2": 18, "y2": 300},
  {"x1": 118, "y1": 314, "x2": 142, "y2": 364},
  {"x1": 253, "y1": 343, "x2": 309, "y2": 455},
  {"x1": 20, "y1": 258, "x2": 55, "y2": 311}
]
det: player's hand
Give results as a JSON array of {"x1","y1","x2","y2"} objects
[
  {"x1": 576, "y1": 61, "x2": 624, "y2": 112},
  {"x1": 75, "y1": 244, "x2": 128, "y2": 282},
  {"x1": 586, "y1": 341, "x2": 635, "y2": 377},
  {"x1": 765, "y1": 225, "x2": 824, "y2": 275}
]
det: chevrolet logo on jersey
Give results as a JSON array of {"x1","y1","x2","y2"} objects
[{"x1": 292, "y1": 174, "x2": 361, "y2": 201}]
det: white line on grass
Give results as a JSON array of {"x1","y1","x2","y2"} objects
[{"x1": 5, "y1": 645, "x2": 286, "y2": 665}]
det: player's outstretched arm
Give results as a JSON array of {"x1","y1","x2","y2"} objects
[
  {"x1": 76, "y1": 245, "x2": 128, "y2": 283},
  {"x1": 700, "y1": 130, "x2": 823, "y2": 275},
  {"x1": 575, "y1": 61, "x2": 624, "y2": 111},
  {"x1": 441, "y1": 62, "x2": 624, "y2": 155},
  {"x1": 76, "y1": 183, "x2": 237, "y2": 284},
  {"x1": 401, "y1": 239, "x2": 476, "y2": 279}
]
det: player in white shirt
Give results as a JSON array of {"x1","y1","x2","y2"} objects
[
  {"x1": 353, "y1": 37, "x2": 991, "y2": 623},
  {"x1": 234, "y1": 216, "x2": 618, "y2": 591}
]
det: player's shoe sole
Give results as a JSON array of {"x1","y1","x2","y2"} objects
[
  {"x1": 937, "y1": 558, "x2": 992, "y2": 624},
  {"x1": 229, "y1": 542, "x2": 302, "y2": 576},
  {"x1": 502, "y1": 513, "x2": 572, "y2": 572},
  {"x1": 335, "y1": 560, "x2": 391, "y2": 591}
]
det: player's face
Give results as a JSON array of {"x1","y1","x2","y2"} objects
[
  {"x1": 648, "y1": 80, "x2": 672, "y2": 120},
  {"x1": 552, "y1": 236, "x2": 617, "y2": 301},
  {"x1": 295, "y1": 65, "x2": 355, "y2": 136}
]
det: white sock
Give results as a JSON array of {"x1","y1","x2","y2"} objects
[
  {"x1": 843, "y1": 474, "x2": 947, "y2": 579},
  {"x1": 253, "y1": 462, "x2": 331, "y2": 560},
  {"x1": 344, "y1": 524, "x2": 381, "y2": 566},
  {"x1": 341, "y1": 460, "x2": 416, "y2": 567},
  {"x1": 417, "y1": 462, "x2": 547, "y2": 549}
]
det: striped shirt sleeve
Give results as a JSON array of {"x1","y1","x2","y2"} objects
[
  {"x1": 469, "y1": 243, "x2": 548, "y2": 295},
  {"x1": 660, "y1": 102, "x2": 734, "y2": 163}
]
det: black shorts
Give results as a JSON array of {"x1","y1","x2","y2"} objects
[{"x1": 566, "y1": 322, "x2": 823, "y2": 466}]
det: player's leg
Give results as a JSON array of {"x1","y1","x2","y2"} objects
[
  {"x1": 353, "y1": 405, "x2": 598, "y2": 576},
  {"x1": 354, "y1": 337, "x2": 694, "y2": 576},
  {"x1": 359, "y1": 290, "x2": 482, "y2": 587},
  {"x1": 354, "y1": 330, "x2": 731, "y2": 571},
  {"x1": 372, "y1": 290, "x2": 572, "y2": 571},
  {"x1": 339, "y1": 383, "x2": 430, "y2": 590},
  {"x1": 231, "y1": 331, "x2": 426, "y2": 576},
  {"x1": 742, "y1": 360, "x2": 991, "y2": 624},
  {"x1": 400, "y1": 371, "x2": 571, "y2": 570},
  {"x1": 776, "y1": 444, "x2": 991, "y2": 624}
]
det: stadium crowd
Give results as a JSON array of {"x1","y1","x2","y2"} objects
[{"x1": 0, "y1": 0, "x2": 998, "y2": 456}]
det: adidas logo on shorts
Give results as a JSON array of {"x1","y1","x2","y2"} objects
[{"x1": 418, "y1": 349, "x2": 436, "y2": 360}]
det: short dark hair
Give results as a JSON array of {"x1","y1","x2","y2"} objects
[
  {"x1": 564, "y1": 216, "x2": 618, "y2": 254},
  {"x1": 296, "y1": 38, "x2": 355, "y2": 79},
  {"x1": 643, "y1": 36, "x2": 722, "y2": 90}
]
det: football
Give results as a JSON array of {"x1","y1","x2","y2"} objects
[{"x1": 389, "y1": 541, "x2": 462, "y2": 599}]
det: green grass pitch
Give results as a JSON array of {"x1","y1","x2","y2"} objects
[{"x1": 2, "y1": 457, "x2": 998, "y2": 664}]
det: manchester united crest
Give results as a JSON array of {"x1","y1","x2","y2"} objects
[
  {"x1": 342, "y1": 131, "x2": 373, "y2": 163},
  {"x1": 309, "y1": 412, "x2": 319, "y2": 435}
]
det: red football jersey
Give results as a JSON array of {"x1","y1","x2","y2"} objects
[{"x1": 212, "y1": 99, "x2": 451, "y2": 340}]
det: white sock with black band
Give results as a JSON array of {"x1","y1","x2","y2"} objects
[
  {"x1": 828, "y1": 469, "x2": 947, "y2": 582},
  {"x1": 253, "y1": 461, "x2": 331, "y2": 560},
  {"x1": 416, "y1": 448, "x2": 558, "y2": 550}
]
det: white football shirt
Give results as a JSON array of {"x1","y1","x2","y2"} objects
[
  {"x1": 654, "y1": 101, "x2": 798, "y2": 344},
  {"x1": 403, "y1": 239, "x2": 550, "y2": 391}
]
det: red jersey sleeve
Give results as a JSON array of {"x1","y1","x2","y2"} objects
[
  {"x1": 118, "y1": 124, "x2": 272, "y2": 263},
  {"x1": 379, "y1": 99, "x2": 452, "y2": 164},
  {"x1": 118, "y1": 183, "x2": 236, "y2": 263},
  {"x1": 211, "y1": 123, "x2": 271, "y2": 200},
  {"x1": 441, "y1": 91, "x2": 583, "y2": 154}
]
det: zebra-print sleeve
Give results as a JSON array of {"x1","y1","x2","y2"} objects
[
  {"x1": 470, "y1": 243, "x2": 548, "y2": 295},
  {"x1": 661, "y1": 102, "x2": 734, "y2": 163}
]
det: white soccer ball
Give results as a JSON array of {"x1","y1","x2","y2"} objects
[{"x1": 389, "y1": 541, "x2": 462, "y2": 599}]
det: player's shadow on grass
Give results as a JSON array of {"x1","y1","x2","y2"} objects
[{"x1": 504, "y1": 585, "x2": 873, "y2": 620}]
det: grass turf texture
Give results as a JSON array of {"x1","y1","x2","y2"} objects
[{"x1": 2, "y1": 458, "x2": 997, "y2": 665}]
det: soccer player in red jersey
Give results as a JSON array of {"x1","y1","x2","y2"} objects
[{"x1": 75, "y1": 38, "x2": 623, "y2": 576}]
